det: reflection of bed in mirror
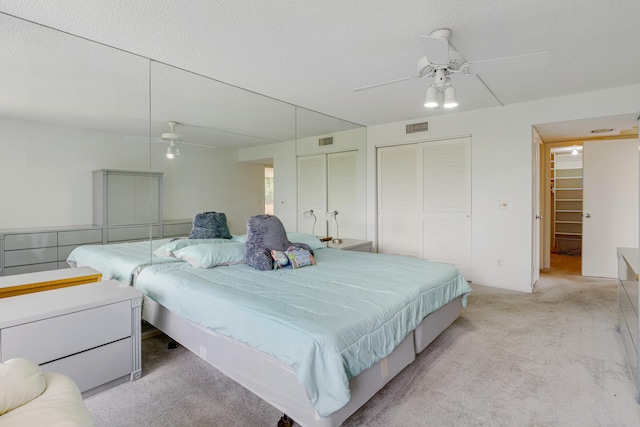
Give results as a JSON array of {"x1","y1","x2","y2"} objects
[{"x1": 68, "y1": 235, "x2": 471, "y2": 426}]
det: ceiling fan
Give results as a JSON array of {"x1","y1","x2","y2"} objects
[{"x1": 353, "y1": 28, "x2": 549, "y2": 108}]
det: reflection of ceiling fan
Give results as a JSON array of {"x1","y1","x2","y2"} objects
[
  {"x1": 161, "y1": 121, "x2": 185, "y2": 159},
  {"x1": 353, "y1": 28, "x2": 549, "y2": 108}
]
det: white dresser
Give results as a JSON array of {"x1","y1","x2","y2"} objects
[
  {"x1": 617, "y1": 247, "x2": 639, "y2": 403},
  {"x1": 0, "y1": 280, "x2": 143, "y2": 397}
]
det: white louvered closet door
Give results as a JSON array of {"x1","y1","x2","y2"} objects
[
  {"x1": 297, "y1": 155, "x2": 327, "y2": 236},
  {"x1": 327, "y1": 151, "x2": 359, "y2": 240},
  {"x1": 419, "y1": 138, "x2": 471, "y2": 279},
  {"x1": 377, "y1": 138, "x2": 471, "y2": 279},
  {"x1": 377, "y1": 144, "x2": 420, "y2": 257}
]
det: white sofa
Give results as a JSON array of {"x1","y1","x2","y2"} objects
[{"x1": 0, "y1": 358, "x2": 94, "y2": 426}]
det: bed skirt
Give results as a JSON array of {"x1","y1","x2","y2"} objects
[{"x1": 142, "y1": 295, "x2": 462, "y2": 426}]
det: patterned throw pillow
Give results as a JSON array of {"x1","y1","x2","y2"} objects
[
  {"x1": 271, "y1": 250, "x2": 289, "y2": 269},
  {"x1": 285, "y1": 246, "x2": 316, "y2": 269}
]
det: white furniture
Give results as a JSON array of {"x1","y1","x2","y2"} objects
[
  {"x1": 0, "y1": 358, "x2": 94, "y2": 426},
  {"x1": 0, "y1": 221, "x2": 192, "y2": 277},
  {"x1": 617, "y1": 247, "x2": 639, "y2": 402},
  {"x1": 93, "y1": 169, "x2": 163, "y2": 243},
  {"x1": 0, "y1": 226, "x2": 102, "y2": 276},
  {"x1": 326, "y1": 238, "x2": 372, "y2": 252},
  {"x1": 0, "y1": 280, "x2": 142, "y2": 397}
]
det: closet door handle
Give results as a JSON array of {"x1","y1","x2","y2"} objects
[
  {"x1": 535, "y1": 215, "x2": 542, "y2": 220},
  {"x1": 584, "y1": 213, "x2": 591, "y2": 218}
]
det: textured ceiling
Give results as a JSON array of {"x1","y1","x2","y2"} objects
[{"x1": 1, "y1": 0, "x2": 640, "y2": 141}]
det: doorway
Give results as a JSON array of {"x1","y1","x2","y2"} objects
[
  {"x1": 549, "y1": 146, "x2": 583, "y2": 275},
  {"x1": 536, "y1": 113, "x2": 639, "y2": 279}
]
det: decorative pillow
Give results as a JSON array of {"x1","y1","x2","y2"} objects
[
  {"x1": 285, "y1": 246, "x2": 316, "y2": 269},
  {"x1": 188, "y1": 212, "x2": 232, "y2": 239},
  {"x1": 271, "y1": 250, "x2": 289, "y2": 269},
  {"x1": 153, "y1": 238, "x2": 236, "y2": 258},
  {"x1": 245, "y1": 215, "x2": 314, "y2": 271},
  {"x1": 286, "y1": 232, "x2": 326, "y2": 250},
  {"x1": 172, "y1": 242, "x2": 246, "y2": 268}
]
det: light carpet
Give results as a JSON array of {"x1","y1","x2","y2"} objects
[{"x1": 84, "y1": 272, "x2": 640, "y2": 426}]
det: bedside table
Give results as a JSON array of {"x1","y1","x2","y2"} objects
[
  {"x1": 326, "y1": 238, "x2": 372, "y2": 252},
  {"x1": 0, "y1": 280, "x2": 142, "y2": 397}
]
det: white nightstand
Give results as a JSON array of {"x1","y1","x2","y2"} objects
[
  {"x1": 326, "y1": 238, "x2": 372, "y2": 252},
  {"x1": 0, "y1": 280, "x2": 142, "y2": 397}
]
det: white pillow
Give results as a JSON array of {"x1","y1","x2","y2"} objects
[
  {"x1": 172, "y1": 242, "x2": 246, "y2": 268},
  {"x1": 0, "y1": 358, "x2": 46, "y2": 415},
  {"x1": 286, "y1": 232, "x2": 326, "y2": 250},
  {"x1": 153, "y1": 238, "x2": 235, "y2": 258}
]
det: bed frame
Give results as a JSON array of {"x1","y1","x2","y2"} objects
[{"x1": 142, "y1": 295, "x2": 463, "y2": 426}]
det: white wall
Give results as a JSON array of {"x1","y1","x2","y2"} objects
[
  {"x1": 1, "y1": 118, "x2": 264, "y2": 236},
  {"x1": 151, "y1": 143, "x2": 264, "y2": 235},
  {"x1": 238, "y1": 127, "x2": 367, "y2": 234},
  {"x1": 368, "y1": 83, "x2": 640, "y2": 292},
  {"x1": 1, "y1": 118, "x2": 150, "y2": 229}
]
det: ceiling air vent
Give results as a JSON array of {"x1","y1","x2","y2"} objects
[
  {"x1": 406, "y1": 121, "x2": 429, "y2": 134},
  {"x1": 319, "y1": 137, "x2": 334, "y2": 146}
]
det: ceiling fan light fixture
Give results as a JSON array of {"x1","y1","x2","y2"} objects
[
  {"x1": 424, "y1": 86, "x2": 439, "y2": 108},
  {"x1": 166, "y1": 140, "x2": 180, "y2": 159},
  {"x1": 443, "y1": 85, "x2": 458, "y2": 108}
]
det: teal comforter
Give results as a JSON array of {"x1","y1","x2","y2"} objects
[
  {"x1": 67, "y1": 239, "x2": 177, "y2": 284},
  {"x1": 135, "y1": 247, "x2": 471, "y2": 417}
]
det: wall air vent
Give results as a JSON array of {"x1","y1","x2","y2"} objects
[
  {"x1": 406, "y1": 122, "x2": 429, "y2": 134},
  {"x1": 319, "y1": 137, "x2": 334, "y2": 146}
]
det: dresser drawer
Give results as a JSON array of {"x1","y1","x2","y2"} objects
[
  {"x1": 42, "y1": 337, "x2": 132, "y2": 393},
  {"x1": 4, "y1": 247, "x2": 58, "y2": 267},
  {"x1": 107, "y1": 225, "x2": 159, "y2": 242},
  {"x1": 163, "y1": 222, "x2": 192, "y2": 237},
  {"x1": 4, "y1": 232, "x2": 57, "y2": 250},
  {"x1": 1, "y1": 300, "x2": 131, "y2": 364},
  {"x1": 58, "y1": 229, "x2": 102, "y2": 246},
  {"x1": 3, "y1": 262, "x2": 59, "y2": 276}
]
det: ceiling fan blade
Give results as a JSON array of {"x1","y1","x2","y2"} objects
[
  {"x1": 419, "y1": 35, "x2": 450, "y2": 65},
  {"x1": 465, "y1": 51, "x2": 550, "y2": 75},
  {"x1": 352, "y1": 75, "x2": 421, "y2": 92}
]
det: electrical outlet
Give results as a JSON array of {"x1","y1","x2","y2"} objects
[{"x1": 497, "y1": 259, "x2": 503, "y2": 268}]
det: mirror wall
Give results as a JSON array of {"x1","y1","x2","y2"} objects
[{"x1": 0, "y1": 12, "x2": 365, "y2": 276}]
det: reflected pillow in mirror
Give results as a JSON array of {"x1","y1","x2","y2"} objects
[
  {"x1": 189, "y1": 211, "x2": 232, "y2": 239},
  {"x1": 154, "y1": 238, "x2": 237, "y2": 258},
  {"x1": 172, "y1": 242, "x2": 246, "y2": 268}
]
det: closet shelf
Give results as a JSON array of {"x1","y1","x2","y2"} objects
[{"x1": 552, "y1": 152, "x2": 583, "y2": 255}]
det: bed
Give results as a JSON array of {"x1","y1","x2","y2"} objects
[{"x1": 68, "y1": 234, "x2": 471, "y2": 426}]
